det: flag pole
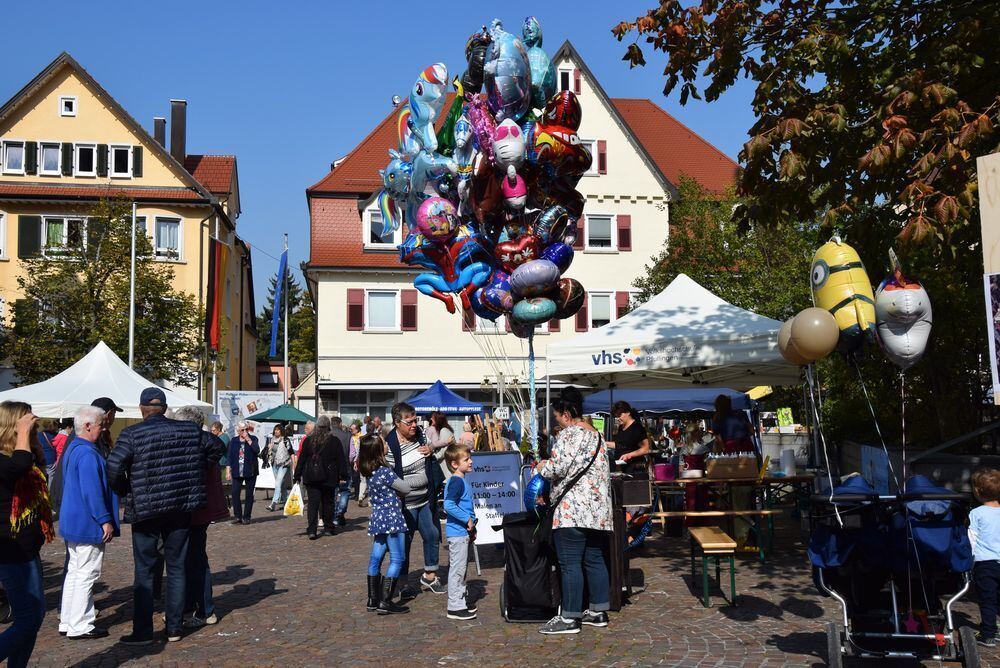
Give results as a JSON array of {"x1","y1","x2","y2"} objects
[
  {"x1": 128, "y1": 200, "x2": 137, "y2": 368},
  {"x1": 212, "y1": 217, "x2": 220, "y2": 413},
  {"x1": 283, "y1": 233, "x2": 289, "y2": 404}
]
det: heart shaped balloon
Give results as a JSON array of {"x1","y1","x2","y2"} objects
[{"x1": 494, "y1": 234, "x2": 540, "y2": 273}]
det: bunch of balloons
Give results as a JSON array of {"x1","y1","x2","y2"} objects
[
  {"x1": 375, "y1": 17, "x2": 588, "y2": 335},
  {"x1": 778, "y1": 237, "x2": 933, "y2": 371}
]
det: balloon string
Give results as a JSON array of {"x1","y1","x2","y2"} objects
[
  {"x1": 900, "y1": 371, "x2": 906, "y2": 484},
  {"x1": 807, "y1": 364, "x2": 842, "y2": 527},
  {"x1": 528, "y1": 331, "x2": 537, "y2": 457},
  {"x1": 851, "y1": 356, "x2": 901, "y2": 493}
]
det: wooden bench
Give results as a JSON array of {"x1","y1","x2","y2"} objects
[{"x1": 689, "y1": 526, "x2": 737, "y2": 608}]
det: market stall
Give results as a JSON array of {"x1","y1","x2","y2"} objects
[{"x1": 404, "y1": 380, "x2": 484, "y2": 415}]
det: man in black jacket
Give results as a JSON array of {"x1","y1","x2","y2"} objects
[
  {"x1": 106, "y1": 388, "x2": 224, "y2": 646},
  {"x1": 329, "y1": 416, "x2": 352, "y2": 527}
]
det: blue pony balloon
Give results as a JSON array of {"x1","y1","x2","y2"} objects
[
  {"x1": 522, "y1": 17, "x2": 556, "y2": 113},
  {"x1": 524, "y1": 473, "x2": 550, "y2": 513},
  {"x1": 483, "y1": 19, "x2": 533, "y2": 122},
  {"x1": 409, "y1": 63, "x2": 449, "y2": 153}
]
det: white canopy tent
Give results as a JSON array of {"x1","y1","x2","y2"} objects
[
  {"x1": 547, "y1": 274, "x2": 801, "y2": 390},
  {"x1": 0, "y1": 341, "x2": 211, "y2": 418}
]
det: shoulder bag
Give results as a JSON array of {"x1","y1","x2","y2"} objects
[{"x1": 537, "y1": 433, "x2": 602, "y2": 545}]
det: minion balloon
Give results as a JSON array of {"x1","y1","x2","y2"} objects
[{"x1": 810, "y1": 237, "x2": 876, "y2": 354}]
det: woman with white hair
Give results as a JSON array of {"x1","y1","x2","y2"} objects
[{"x1": 226, "y1": 421, "x2": 260, "y2": 525}]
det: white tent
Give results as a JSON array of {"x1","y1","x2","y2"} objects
[
  {"x1": 547, "y1": 274, "x2": 801, "y2": 390},
  {"x1": 0, "y1": 341, "x2": 211, "y2": 418}
]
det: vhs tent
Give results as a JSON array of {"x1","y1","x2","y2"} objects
[
  {"x1": 405, "y1": 380, "x2": 484, "y2": 415},
  {"x1": 582, "y1": 388, "x2": 751, "y2": 415}
]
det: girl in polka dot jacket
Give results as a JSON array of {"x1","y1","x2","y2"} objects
[{"x1": 357, "y1": 434, "x2": 426, "y2": 615}]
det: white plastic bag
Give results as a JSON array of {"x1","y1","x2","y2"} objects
[{"x1": 284, "y1": 483, "x2": 304, "y2": 516}]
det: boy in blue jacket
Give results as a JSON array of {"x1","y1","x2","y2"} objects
[
  {"x1": 59, "y1": 406, "x2": 119, "y2": 639},
  {"x1": 443, "y1": 444, "x2": 476, "y2": 620}
]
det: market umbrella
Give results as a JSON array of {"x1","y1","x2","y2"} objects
[{"x1": 245, "y1": 404, "x2": 315, "y2": 424}]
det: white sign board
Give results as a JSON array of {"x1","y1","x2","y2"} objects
[
  {"x1": 493, "y1": 406, "x2": 510, "y2": 421},
  {"x1": 465, "y1": 451, "x2": 522, "y2": 545},
  {"x1": 217, "y1": 390, "x2": 284, "y2": 490}
]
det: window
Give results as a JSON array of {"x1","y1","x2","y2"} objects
[
  {"x1": 477, "y1": 315, "x2": 506, "y2": 334},
  {"x1": 258, "y1": 371, "x2": 279, "y2": 388},
  {"x1": 590, "y1": 292, "x2": 613, "y2": 329},
  {"x1": 75, "y1": 144, "x2": 96, "y2": 176},
  {"x1": 579, "y1": 139, "x2": 599, "y2": 176},
  {"x1": 3, "y1": 141, "x2": 24, "y2": 174},
  {"x1": 110, "y1": 145, "x2": 131, "y2": 178},
  {"x1": 59, "y1": 96, "x2": 77, "y2": 116},
  {"x1": 365, "y1": 290, "x2": 399, "y2": 331},
  {"x1": 43, "y1": 216, "x2": 86, "y2": 255},
  {"x1": 365, "y1": 209, "x2": 399, "y2": 248},
  {"x1": 39, "y1": 143, "x2": 60, "y2": 176},
  {"x1": 559, "y1": 69, "x2": 571, "y2": 92},
  {"x1": 339, "y1": 390, "x2": 396, "y2": 425},
  {"x1": 586, "y1": 215, "x2": 615, "y2": 250},
  {"x1": 153, "y1": 217, "x2": 180, "y2": 259},
  {"x1": 0, "y1": 212, "x2": 6, "y2": 259}
]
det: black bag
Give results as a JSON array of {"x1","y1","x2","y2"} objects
[
  {"x1": 537, "y1": 435, "x2": 602, "y2": 545},
  {"x1": 500, "y1": 511, "x2": 561, "y2": 622},
  {"x1": 303, "y1": 439, "x2": 327, "y2": 484}
]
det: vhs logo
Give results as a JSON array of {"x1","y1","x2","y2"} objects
[{"x1": 591, "y1": 348, "x2": 642, "y2": 366}]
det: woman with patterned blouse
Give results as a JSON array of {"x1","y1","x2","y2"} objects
[{"x1": 535, "y1": 387, "x2": 613, "y2": 635}]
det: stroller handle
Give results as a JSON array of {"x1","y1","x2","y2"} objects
[
  {"x1": 899, "y1": 491, "x2": 970, "y2": 502},
  {"x1": 811, "y1": 491, "x2": 971, "y2": 504},
  {"x1": 811, "y1": 493, "x2": 876, "y2": 503}
]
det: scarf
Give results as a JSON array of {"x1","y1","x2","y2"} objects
[{"x1": 10, "y1": 464, "x2": 55, "y2": 543}]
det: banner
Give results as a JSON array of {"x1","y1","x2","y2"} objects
[
  {"x1": 269, "y1": 250, "x2": 288, "y2": 359},
  {"x1": 204, "y1": 238, "x2": 228, "y2": 352},
  {"x1": 984, "y1": 274, "x2": 1000, "y2": 405},
  {"x1": 217, "y1": 390, "x2": 285, "y2": 490},
  {"x1": 464, "y1": 451, "x2": 523, "y2": 545}
]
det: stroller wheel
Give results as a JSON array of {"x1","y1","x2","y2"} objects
[
  {"x1": 825, "y1": 621, "x2": 843, "y2": 668},
  {"x1": 959, "y1": 626, "x2": 981, "y2": 668}
]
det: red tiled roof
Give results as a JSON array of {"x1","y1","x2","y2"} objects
[
  {"x1": 185, "y1": 155, "x2": 235, "y2": 194},
  {"x1": 0, "y1": 183, "x2": 205, "y2": 202},
  {"x1": 309, "y1": 197, "x2": 400, "y2": 267},
  {"x1": 611, "y1": 98, "x2": 739, "y2": 194}
]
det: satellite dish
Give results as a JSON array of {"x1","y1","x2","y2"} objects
[{"x1": 391, "y1": 95, "x2": 402, "y2": 107}]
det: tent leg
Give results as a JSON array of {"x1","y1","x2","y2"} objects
[{"x1": 607, "y1": 384, "x2": 615, "y2": 441}]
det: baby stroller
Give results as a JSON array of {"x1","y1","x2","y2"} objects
[
  {"x1": 809, "y1": 475, "x2": 978, "y2": 666},
  {"x1": 496, "y1": 511, "x2": 561, "y2": 622}
]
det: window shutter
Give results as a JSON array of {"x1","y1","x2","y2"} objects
[
  {"x1": 96, "y1": 144, "x2": 109, "y2": 177},
  {"x1": 462, "y1": 307, "x2": 476, "y2": 331},
  {"x1": 401, "y1": 289, "x2": 418, "y2": 331},
  {"x1": 616, "y1": 291, "x2": 630, "y2": 320},
  {"x1": 575, "y1": 301, "x2": 588, "y2": 331},
  {"x1": 61, "y1": 143, "x2": 73, "y2": 175},
  {"x1": 346, "y1": 289, "x2": 364, "y2": 331},
  {"x1": 549, "y1": 317, "x2": 560, "y2": 332},
  {"x1": 17, "y1": 216, "x2": 42, "y2": 258},
  {"x1": 572, "y1": 217, "x2": 585, "y2": 250},
  {"x1": 573, "y1": 69, "x2": 581, "y2": 94},
  {"x1": 504, "y1": 317, "x2": 511, "y2": 333},
  {"x1": 597, "y1": 140, "x2": 607, "y2": 175},
  {"x1": 132, "y1": 146, "x2": 143, "y2": 177},
  {"x1": 617, "y1": 214, "x2": 632, "y2": 251},
  {"x1": 24, "y1": 142, "x2": 37, "y2": 175}
]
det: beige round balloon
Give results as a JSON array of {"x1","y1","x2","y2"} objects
[
  {"x1": 778, "y1": 318, "x2": 810, "y2": 365},
  {"x1": 789, "y1": 307, "x2": 840, "y2": 362}
]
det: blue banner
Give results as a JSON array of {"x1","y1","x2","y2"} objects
[{"x1": 269, "y1": 250, "x2": 288, "y2": 358}]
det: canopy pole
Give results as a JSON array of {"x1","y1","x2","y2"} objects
[
  {"x1": 528, "y1": 332, "x2": 537, "y2": 456},
  {"x1": 128, "y1": 200, "x2": 137, "y2": 369},
  {"x1": 607, "y1": 383, "x2": 615, "y2": 441}
]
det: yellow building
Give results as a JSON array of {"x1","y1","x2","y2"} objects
[{"x1": 0, "y1": 52, "x2": 257, "y2": 398}]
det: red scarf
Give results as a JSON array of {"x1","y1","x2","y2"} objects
[{"x1": 10, "y1": 464, "x2": 54, "y2": 543}]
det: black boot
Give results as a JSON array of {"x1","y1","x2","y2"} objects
[
  {"x1": 366, "y1": 575, "x2": 381, "y2": 612},
  {"x1": 377, "y1": 577, "x2": 410, "y2": 615}
]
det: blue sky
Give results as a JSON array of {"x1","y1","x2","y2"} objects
[{"x1": 1, "y1": 1, "x2": 755, "y2": 308}]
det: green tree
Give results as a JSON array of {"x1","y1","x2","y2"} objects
[
  {"x1": 3, "y1": 196, "x2": 202, "y2": 386},
  {"x1": 256, "y1": 272, "x2": 315, "y2": 365}
]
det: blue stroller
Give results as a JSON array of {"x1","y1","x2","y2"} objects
[{"x1": 809, "y1": 475, "x2": 979, "y2": 666}]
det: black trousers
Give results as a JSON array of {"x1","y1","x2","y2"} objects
[
  {"x1": 976, "y1": 560, "x2": 1000, "y2": 637},
  {"x1": 306, "y1": 484, "x2": 335, "y2": 536},
  {"x1": 232, "y1": 476, "x2": 256, "y2": 521}
]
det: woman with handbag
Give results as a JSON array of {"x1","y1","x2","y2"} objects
[
  {"x1": 534, "y1": 387, "x2": 613, "y2": 635},
  {"x1": 293, "y1": 416, "x2": 343, "y2": 540}
]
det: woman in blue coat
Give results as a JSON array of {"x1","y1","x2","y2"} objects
[{"x1": 226, "y1": 421, "x2": 260, "y2": 524}]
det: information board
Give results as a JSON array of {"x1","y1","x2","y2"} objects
[{"x1": 464, "y1": 451, "x2": 523, "y2": 545}]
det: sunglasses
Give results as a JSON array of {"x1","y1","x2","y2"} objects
[
  {"x1": 400, "y1": 417, "x2": 419, "y2": 426},
  {"x1": 494, "y1": 124, "x2": 521, "y2": 140}
]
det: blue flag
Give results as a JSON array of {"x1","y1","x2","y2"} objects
[{"x1": 269, "y1": 250, "x2": 288, "y2": 358}]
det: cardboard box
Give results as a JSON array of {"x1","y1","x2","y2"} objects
[{"x1": 705, "y1": 457, "x2": 758, "y2": 479}]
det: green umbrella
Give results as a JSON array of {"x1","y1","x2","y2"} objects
[{"x1": 245, "y1": 404, "x2": 315, "y2": 424}]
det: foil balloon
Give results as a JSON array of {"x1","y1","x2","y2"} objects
[
  {"x1": 512, "y1": 296, "x2": 556, "y2": 324},
  {"x1": 875, "y1": 264, "x2": 932, "y2": 371},
  {"x1": 483, "y1": 19, "x2": 533, "y2": 122},
  {"x1": 778, "y1": 318, "x2": 810, "y2": 366},
  {"x1": 470, "y1": 287, "x2": 501, "y2": 321},
  {"x1": 409, "y1": 63, "x2": 449, "y2": 153},
  {"x1": 399, "y1": 223, "x2": 493, "y2": 314},
  {"x1": 524, "y1": 473, "x2": 551, "y2": 513},
  {"x1": 415, "y1": 197, "x2": 458, "y2": 242},
  {"x1": 540, "y1": 242, "x2": 573, "y2": 274},
  {"x1": 509, "y1": 320, "x2": 535, "y2": 339},
  {"x1": 533, "y1": 205, "x2": 570, "y2": 245},
  {"x1": 502, "y1": 165, "x2": 527, "y2": 212},
  {"x1": 789, "y1": 307, "x2": 840, "y2": 362},
  {"x1": 493, "y1": 119, "x2": 526, "y2": 172},
  {"x1": 522, "y1": 17, "x2": 556, "y2": 113},
  {"x1": 494, "y1": 234, "x2": 540, "y2": 273},
  {"x1": 552, "y1": 277, "x2": 585, "y2": 319},
  {"x1": 811, "y1": 236, "x2": 876, "y2": 354},
  {"x1": 480, "y1": 272, "x2": 514, "y2": 314},
  {"x1": 532, "y1": 91, "x2": 592, "y2": 181},
  {"x1": 453, "y1": 113, "x2": 477, "y2": 214},
  {"x1": 461, "y1": 29, "x2": 491, "y2": 94},
  {"x1": 510, "y1": 259, "x2": 560, "y2": 298},
  {"x1": 466, "y1": 94, "x2": 497, "y2": 166}
]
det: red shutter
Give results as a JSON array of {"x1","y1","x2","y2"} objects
[
  {"x1": 573, "y1": 69, "x2": 581, "y2": 95},
  {"x1": 616, "y1": 291, "x2": 630, "y2": 320},
  {"x1": 575, "y1": 298, "x2": 588, "y2": 332},
  {"x1": 401, "y1": 289, "x2": 418, "y2": 331},
  {"x1": 572, "y1": 217, "x2": 585, "y2": 250},
  {"x1": 549, "y1": 317, "x2": 560, "y2": 332},
  {"x1": 597, "y1": 140, "x2": 607, "y2": 174},
  {"x1": 617, "y1": 214, "x2": 632, "y2": 251},
  {"x1": 504, "y1": 316, "x2": 511, "y2": 333},
  {"x1": 462, "y1": 307, "x2": 476, "y2": 331},
  {"x1": 347, "y1": 289, "x2": 364, "y2": 331}
]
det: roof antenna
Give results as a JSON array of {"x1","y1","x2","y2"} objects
[{"x1": 391, "y1": 95, "x2": 402, "y2": 108}]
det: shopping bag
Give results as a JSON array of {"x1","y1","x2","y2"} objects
[{"x1": 284, "y1": 483, "x2": 304, "y2": 516}]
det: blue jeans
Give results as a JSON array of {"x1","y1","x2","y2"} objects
[
  {"x1": 553, "y1": 527, "x2": 611, "y2": 619},
  {"x1": 132, "y1": 511, "x2": 190, "y2": 637},
  {"x1": 185, "y1": 523, "x2": 214, "y2": 619},
  {"x1": 0, "y1": 558, "x2": 44, "y2": 668},
  {"x1": 402, "y1": 502, "x2": 440, "y2": 578},
  {"x1": 271, "y1": 465, "x2": 290, "y2": 506},
  {"x1": 369, "y1": 532, "x2": 406, "y2": 578},
  {"x1": 335, "y1": 481, "x2": 351, "y2": 519}
]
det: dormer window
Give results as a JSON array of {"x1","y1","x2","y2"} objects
[
  {"x1": 60, "y1": 96, "x2": 77, "y2": 117},
  {"x1": 558, "y1": 67, "x2": 581, "y2": 94},
  {"x1": 364, "y1": 208, "x2": 400, "y2": 249}
]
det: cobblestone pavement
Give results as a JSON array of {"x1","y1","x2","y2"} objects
[{"x1": 26, "y1": 495, "x2": 996, "y2": 667}]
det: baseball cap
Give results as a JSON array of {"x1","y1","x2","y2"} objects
[
  {"x1": 91, "y1": 397, "x2": 123, "y2": 413},
  {"x1": 139, "y1": 387, "x2": 167, "y2": 407}
]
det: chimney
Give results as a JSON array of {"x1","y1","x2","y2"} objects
[
  {"x1": 153, "y1": 117, "x2": 166, "y2": 147},
  {"x1": 169, "y1": 99, "x2": 186, "y2": 162}
]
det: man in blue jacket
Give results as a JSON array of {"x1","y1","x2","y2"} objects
[
  {"x1": 107, "y1": 388, "x2": 224, "y2": 646},
  {"x1": 58, "y1": 405, "x2": 119, "y2": 639}
]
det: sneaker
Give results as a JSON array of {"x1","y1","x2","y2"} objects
[
  {"x1": 230, "y1": 518, "x2": 242, "y2": 525},
  {"x1": 447, "y1": 608, "x2": 477, "y2": 620},
  {"x1": 182, "y1": 616, "x2": 205, "y2": 629},
  {"x1": 977, "y1": 633, "x2": 997, "y2": 647},
  {"x1": 420, "y1": 576, "x2": 446, "y2": 594},
  {"x1": 581, "y1": 610, "x2": 609, "y2": 627},
  {"x1": 69, "y1": 628, "x2": 109, "y2": 639},
  {"x1": 167, "y1": 632, "x2": 182, "y2": 642},
  {"x1": 539, "y1": 615, "x2": 581, "y2": 635},
  {"x1": 202, "y1": 613, "x2": 218, "y2": 625},
  {"x1": 119, "y1": 633, "x2": 155, "y2": 646}
]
